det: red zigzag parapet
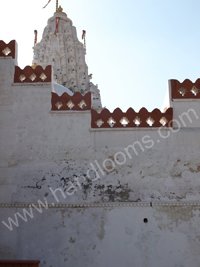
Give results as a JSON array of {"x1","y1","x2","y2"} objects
[
  {"x1": 170, "y1": 79, "x2": 200, "y2": 99},
  {"x1": 52, "y1": 92, "x2": 91, "y2": 111},
  {"x1": 91, "y1": 107, "x2": 173, "y2": 128},
  {"x1": 14, "y1": 65, "x2": 52, "y2": 83},
  {"x1": 0, "y1": 40, "x2": 16, "y2": 58}
]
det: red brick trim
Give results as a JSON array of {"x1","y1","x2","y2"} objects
[
  {"x1": 14, "y1": 65, "x2": 52, "y2": 83},
  {"x1": 91, "y1": 107, "x2": 173, "y2": 128},
  {"x1": 171, "y1": 79, "x2": 200, "y2": 99},
  {"x1": 0, "y1": 40, "x2": 16, "y2": 59},
  {"x1": 51, "y1": 92, "x2": 91, "y2": 111}
]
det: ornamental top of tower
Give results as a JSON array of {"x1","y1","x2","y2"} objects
[
  {"x1": 56, "y1": 5, "x2": 64, "y2": 13},
  {"x1": 32, "y1": 5, "x2": 102, "y2": 109},
  {"x1": 53, "y1": 5, "x2": 67, "y2": 18},
  {"x1": 49, "y1": 5, "x2": 71, "y2": 25}
]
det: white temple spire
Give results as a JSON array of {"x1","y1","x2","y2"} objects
[{"x1": 32, "y1": 5, "x2": 102, "y2": 109}]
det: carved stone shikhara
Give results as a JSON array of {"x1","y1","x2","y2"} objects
[{"x1": 32, "y1": 7, "x2": 102, "y2": 109}]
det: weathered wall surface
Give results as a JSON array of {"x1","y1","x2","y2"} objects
[
  {"x1": 2, "y1": 130, "x2": 200, "y2": 204},
  {"x1": 1, "y1": 205, "x2": 200, "y2": 267},
  {"x1": 1, "y1": 53, "x2": 200, "y2": 267}
]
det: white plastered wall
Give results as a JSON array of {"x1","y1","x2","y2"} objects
[{"x1": 1, "y1": 56, "x2": 200, "y2": 267}]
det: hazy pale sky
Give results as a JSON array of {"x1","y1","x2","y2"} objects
[{"x1": 1, "y1": 0, "x2": 200, "y2": 111}]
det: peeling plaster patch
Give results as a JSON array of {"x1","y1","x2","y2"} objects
[
  {"x1": 82, "y1": 178, "x2": 93, "y2": 197},
  {"x1": 170, "y1": 169, "x2": 182, "y2": 178},
  {"x1": 17, "y1": 161, "x2": 90, "y2": 201},
  {"x1": 189, "y1": 166, "x2": 200, "y2": 173},
  {"x1": 10, "y1": 157, "x2": 200, "y2": 203},
  {"x1": 69, "y1": 237, "x2": 76, "y2": 243},
  {"x1": 153, "y1": 206, "x2": 200, "y2": 231},
  {"x1": 102, "y1": 156, "x2": 117, "y2": 174},
  {"x1": 97, "y1": 220, "x2": 105, "y2": 241},
  {"x1": 170, "y1": 160, "x2": 200, "y2": 178},
  {"x1": 94, "y1": 182, "x2": 132, "y2": 202}
]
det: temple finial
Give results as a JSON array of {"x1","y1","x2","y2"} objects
[
  {"x1": 56, "y1": 0, "x2": 58, "y2": 11},
  {"x1": 57, "y1": 6, "x2": 63, "y2": 12}
]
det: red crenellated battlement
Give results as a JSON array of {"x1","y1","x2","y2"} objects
[
  {"x1": 170, "y1": 79, "x2": 200, "y2": 99},
  {"x1": 51, "y1": 92, "x2": 91, "y2": 111},
  {"x1": 0, "y1": 40, "x2": 16, "y2": 59},
  {"x1": 14, "y1": 65, "x2": 52, "y2": 83},
  {"x1": 91, "y1": 107, "x2": 173, "y2": 128},
  {"x1": 1, "y1": 39, "x2": 199, "y2": 128}
]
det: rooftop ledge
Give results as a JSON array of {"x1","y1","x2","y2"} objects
[
  {"x1": 90, "y1": 127, "x2": 200, "y2": 132},
  {"x1": 50, "y1": 110, "x2": 91, "y2": 115},
  {"x1": 172, "y1": 99, "x2": 200, "y2": 102},
  {"x1": 90, "y1": 127, "x2": 172, "y2": 132},
  {"x1": 0, "y1": 56, "x2": 13, "y2": 59},
  {"x1": 12, "y1": 82, "x2": 51, "y2": 86}
]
